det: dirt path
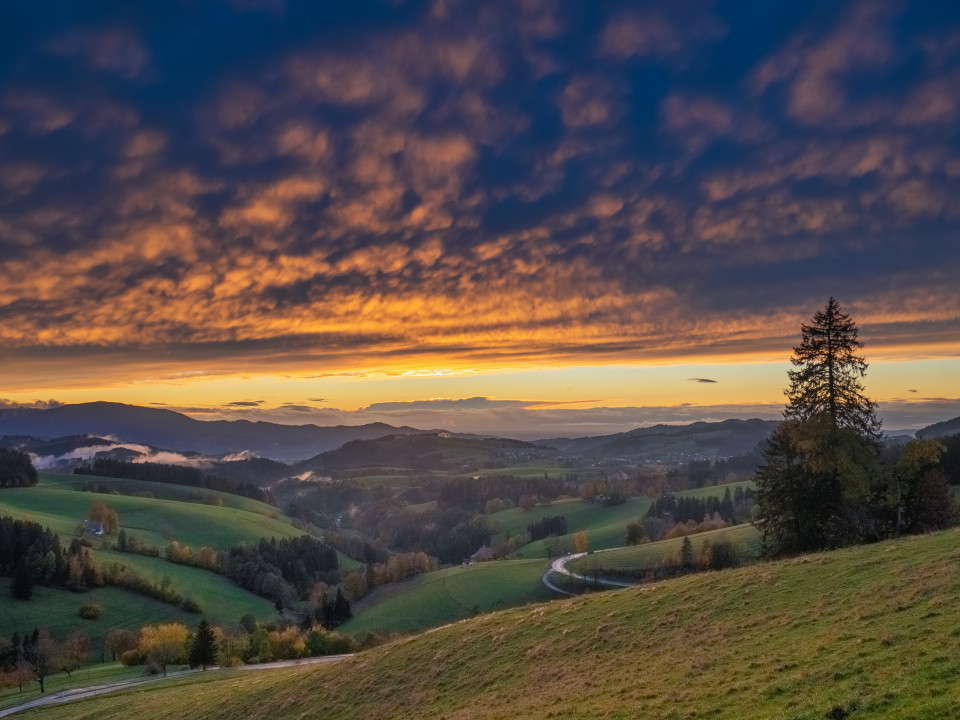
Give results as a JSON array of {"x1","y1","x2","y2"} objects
[{"x1": 0, "y1": 655, "x2": 351, "y2": 718}]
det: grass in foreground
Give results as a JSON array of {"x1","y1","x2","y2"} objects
[
  {"x1": 28, "y1": 527, "x2": 960, "y2": 720},
  {"x1": 0, "y1": 662, "x2": 146, "y2": 711}
]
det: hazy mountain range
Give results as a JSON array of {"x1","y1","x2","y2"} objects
[{"x1": 1, "y1": 402, "x2": 957, "y2": 467}]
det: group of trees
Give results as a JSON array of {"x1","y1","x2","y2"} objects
[
  {"x1": 645, "y1": 487, "x2": 755, "y2": 527},
  {"x1": 76, "y1": 458, "x2": 273, "y2": 505},
  {"x1": 0, "y1": 628, "x2": 91, "y2": 693},
  {"x1": 223, "y1": 535, "x2": 341, "y2": 610},
  {"x1": 526, "y1": 515, "x2": 568, "y2": 541},
  {"x1": 0, "y1": 517, "x2": 104, "y2": 598},
  {"x1": 756, "y1": 299, "x2": 957, "y2": 556},
  {"x1": 666, "y1": 451, "x2": 765, "y2": 490},
  {"x1": 0, "y1": 448, "x2": 38, "y2": 488}
]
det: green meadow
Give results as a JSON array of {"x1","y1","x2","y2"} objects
[
  {"x1": 493, "y1": 483, "x2": 751, "y2": 558},
  {"x1": 0, "y1": 474, "x2": 305, "y2": 553},
  {"x1": 25, "y1": 527, "x2": 960, "y2": 720},
  {"x1": 0, "y1": 577, "x2": 208, "y2": 639},
  {"x1": 341, "y1": 558, "x2": 554, "y2": 635},
  {"x1": 0, "y1": 474, "x2": 322, "y2": 637}
]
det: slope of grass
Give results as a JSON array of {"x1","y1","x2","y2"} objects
[
  {"x1": 493, "y1": 496, "x2": 653, "y2": 556},
  {"x1": 340, "y1": 558, "x2": 553, "y2": 635},
  {"x1": 45, "y1": 473, "x2": 278, "y2": 515},
  {"x1": 0, "y1": 474, "x2": 305, "y2": 552},
  {"x1": 493, "y1": 483, "x2": 756, "y2": 558},
  {"x1": 29, "y1": 527, "x2": 960, "y2": 720},
  {"x1": 0, "y1": 578, "x2": 205, "y2": 639}
]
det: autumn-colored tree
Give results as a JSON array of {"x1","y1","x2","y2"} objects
[
  {"x1": 573, "y1": 531, "x2": 589, "y2": 554},
  {"x1": 342, "y1": 569, "x2": 368, "y2": 601},
  {"x1": 61, "y1": 631, "x2": 91, "y2": 677},
  {"x1": 7, "y1": 659, "x2": 35, "y2": 691},
  {"x1": 138, "y1": 623, "x2": 188, "y2": 677},
  {"x1": 105, "y1": 629, "x2": 137, "y2": 661},
  {"x1": 267, "y1": 627, "x2": 306, "y2": 661},
  {"x1": 23, "y1": 629, "x2": 58, "y2": 693},
  {"x1": 88, "y1": 501, "x2": 119, "y2": 533},
  {"x1": 892, "y1": 438, "x2": 957, "y2": 534}
]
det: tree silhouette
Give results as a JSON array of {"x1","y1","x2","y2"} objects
[
  {"x1": 189, "y1": 619, "x2": 217, "y2": 671},
  {"x1": 784, "y1": 297, "x2": 881, "y2": 439},
  {"x1": 757, "y1": 299, "x2": 883, "y2": 555}
]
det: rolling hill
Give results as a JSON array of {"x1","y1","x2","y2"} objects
[
  {"x1": 27, "y1": 526, "x2": 960, "y2": 720},
  {"x1": 0, "y1": 473, "x2": 320, "y2": 636},
  {"x1": 294, "y1": 433, "x2": 557, "y2": 474}
]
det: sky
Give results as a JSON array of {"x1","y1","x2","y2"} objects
[{"x1": 1, "y1": 0, "x2": 959, "y2": 438}]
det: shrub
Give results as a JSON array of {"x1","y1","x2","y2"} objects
[
  {"x1": 181, "y1": 597, "x2": 203, "y2": 613},
  {"x1": 120, "y1": 648, "x2": 143, "y2": 666},
  {"x1": 79, "y1": 604, "x2": 102, "y2": 620}
]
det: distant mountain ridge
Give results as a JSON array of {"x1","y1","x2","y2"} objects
[
  {"x1": 294, "y1": 433, "x2": 554, "y2": 474},
  {"x1": 0, "y1": 402, "x2": 428, "y2": 462},
  {"x1": 538, "y1": 418, "x2": 780, "y2": 459},
  {"x1": 916, "y1": 415, "x2": 960, "y2": 439}
]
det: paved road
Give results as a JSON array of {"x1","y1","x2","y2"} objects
[
  {"x1": 542, "y1": 550, "x2": 637, "y2": 595},
  {"x1": 0, "y1": 655, "x2": 351, "y2": 718}
]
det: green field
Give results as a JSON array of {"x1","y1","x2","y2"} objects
[
  {"x1": 24, "y1": 527, "x2": 960, "y2": 720},
  {"x1": 565, "y1": 523, "x2": 762, "y2": 576},
  {"x1": 0, "y1": 474, "x2": 306, "y2": 553},
  {"x1": 0, "y1": 577, "x2": 210, "y2": 639},
  {"x1": 492, "y1": 496, "x2": 653, "y2": 556},
  {"x1": 0, "y1": 474, "x2": 326, "y2": 638},
  {"x1": 493, "y1": 482, "x2": 751, "y2": 558},
  {"x1": 340, "y1": 558, "x2": 554, "y2": 635}
]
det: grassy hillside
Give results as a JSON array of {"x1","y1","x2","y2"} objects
[
  {"x1": 493, "y1": 483, "x2": 753, "y2": 558},
  {"x1": 0, "y1": 578, "x2": 228, "y2": 639},
  {"x1": 341, "y1": 558, "x2": 553, "y2": 635},
  {"x1": 0, "y1": 473, "x2": 318, "y2": 636},
  {"x1": 28, "y1": 527, "x2": 960, "y2": 720},
  {"x1": 0, "y1": 474, "x2": 305, "y2": 552}
]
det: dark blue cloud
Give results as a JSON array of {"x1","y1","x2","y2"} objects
[{"x1": 0, "y1": 0, "x2": 958, "y2": 381}]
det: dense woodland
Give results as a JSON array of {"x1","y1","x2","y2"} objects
[
  {"x1": 0, "y1": 448, "x2": 38, "y2": 488},
  {"x1": 224, "y1": 535, "x2": 341, "y2": 610},
  {"x1": 77, "y1": 458, "x2": 274, "y2": 505}
]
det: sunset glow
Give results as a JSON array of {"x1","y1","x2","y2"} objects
[{"x1": 2, "y1": 1, "x2": 959, "y2": 436}]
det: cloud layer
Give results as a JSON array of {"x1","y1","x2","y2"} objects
[{"x1": 1, "y1": 1, "x2": 959, "y2": 389}]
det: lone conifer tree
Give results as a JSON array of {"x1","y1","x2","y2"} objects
[
  {"x1": 189, "y1": 619, "x2": 217, "y2": 671},
  {"x1": 784, "y1": 297, "x2": 881, "y2": 439},
  {"x1": 756, "y1": 298, "x2": 883, "y2": 555}
]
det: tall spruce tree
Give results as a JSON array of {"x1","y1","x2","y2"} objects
[
  {"x1": 189, "y1": 618, "x2": 217, "y2": 671},
  {"x1": 756, "y1": 299, "x2": 883, "y2": 555},
  {"x1": 784, "y1": 297, "x2": 881, "y2": 439}
]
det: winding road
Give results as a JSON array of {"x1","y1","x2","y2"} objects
[{"x1": 541, "y1": 550, "x2": 637, "y2": 596}]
